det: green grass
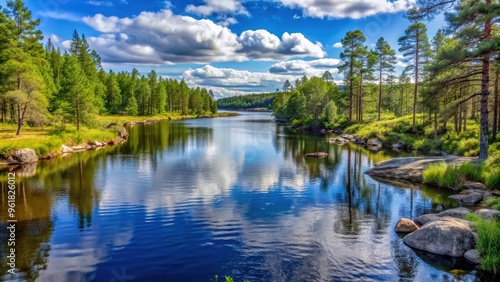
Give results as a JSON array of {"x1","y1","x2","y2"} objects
[
  {"x1": 422, "y1": 162, "x2": 461, "y2": 189},
  {"x1": 485, "y1": 197, "x2": 500, "y2": 210},
  {"x1": 466, "y1": 214, "x2": 500, "y2": 273},
  {"x1": 213, "y1": 275, "x2": 250, "y2": 282}
]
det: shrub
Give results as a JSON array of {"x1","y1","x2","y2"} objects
[
  {"x1": 466, "y1": 214, "x2": 500, "y2": 274},
  {"x1": 457, "y1": 138, "x2": 479, "y2": 156}
]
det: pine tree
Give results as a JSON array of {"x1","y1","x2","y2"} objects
[
  {"x1": 339, "y1": 30, "x2": 366, "y2": 122},
  {"x1": 398, "y1": 22, "x2": 430, "y2": 132},
  {"x1": 408, "y1": 0, "x2": 500, "y2": 159},
  {"x1": 60, "y1": 55, "x2": 96, "y2": 130},
  {"x1": 375, "y1": 37, "x2": 397, "y2": 120},
  {"x1": 125, "y1": 96, "x2": 138, "y2": 116}
]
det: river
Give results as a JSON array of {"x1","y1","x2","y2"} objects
[{"x1": 0, "y1": 111, "x2": 487, "y2": 281}]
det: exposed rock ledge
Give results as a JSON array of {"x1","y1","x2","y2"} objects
[{"x1": 365, "y1": 156, "x2": 479, "y2": 183}]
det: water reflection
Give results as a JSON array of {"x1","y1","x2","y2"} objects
[{"x1": 0, "y1": 112, "x2": 488, "y2": 281}]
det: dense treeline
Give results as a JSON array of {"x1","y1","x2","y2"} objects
[
  {"x1": 0, "y1": 0, "x2": 217, "y2": 136},
  {"x1": 273, "y1": 0, "x2": 500, "y2": 161},
  {"x1": 217, "y1": 93, "x2": 275, "y2": 109}
]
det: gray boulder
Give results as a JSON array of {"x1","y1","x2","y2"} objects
[
  {"x1": 461, "y1": 192, "x2": 483, "y2": 205},
  {"x1": 414, "y1": 213, "x2": 440, "y2": 226},
  {"x1": 414, "y1": 208, "x2": 472, "y2": 226},
  {"x1": 438, "y1": 207, "x2": 472, "y2": 219},
  {"x1": 6, "y1": 148, "x2": 37, "y2": 164},
  {"x1": 464, "y1": 249, "x2": 481, "y2": 264},
  {"x1": 463, "y1": 182, "x2": 487, "y2": 190},
  {"x1": 403, "y1": 217, "x2": 476, "y2": 257},
  {"x1": 475, "y1": 209, "x2": 500, "y2": 220},
  {"x1": 367, "y1": 138, "x2": 383, "y2": 151},
  {"x1": 365, "y1": 156, "x2": 478, "y2": 183}
]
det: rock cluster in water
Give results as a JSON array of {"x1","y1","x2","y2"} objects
[{"x1": 396, "y1": 207, "x2": 500, "y2": 264}]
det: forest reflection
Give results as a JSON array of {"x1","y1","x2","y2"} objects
[{"x1": 0, "y1": 117, "x2": 473, "y2": 281}]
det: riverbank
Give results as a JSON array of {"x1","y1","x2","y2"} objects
[{"x1": 0, "y1": 112, "x2": 238, "y2": 166}]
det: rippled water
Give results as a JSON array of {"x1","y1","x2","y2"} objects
[{"x1": 0, "y1": 111, "x2": 488, "y2": 281}]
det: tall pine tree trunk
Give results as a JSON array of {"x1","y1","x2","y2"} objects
[
  {"x1": 76, "y1": 99, "x2": 81, "y2": 131},
  {"x1": 349, "y1": 60, "x2": 354, "y2": 122},
  {"x1": 479, "y1": 7, "x2": 492, "y2": 160},
  {"x1": 378, "y1": 68, "x2": 382, "y2": 120},
  {"x1": 413, "y1": 35, "x2": 419, "y2": 132},
  {"x1": 15, "y1": 74, "x2": 22, "y2": 136},
  {"x1": 493, "y1": 71, "x2": 498, "y2": 141}
]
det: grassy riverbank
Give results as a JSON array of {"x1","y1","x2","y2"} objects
[{"x1": 0, "y1": 112, "x2": 237, "y2": 157}]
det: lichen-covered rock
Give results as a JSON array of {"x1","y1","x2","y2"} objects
[
  {"x1": 6, "y1": 148, "x2": 38, "y2": 164},
  {"x1": 395, "y1": 218, "x2": 419, "y2": 233},
  {"x1": 403, "y1": 217, "x2": 475, "y2": 257}
]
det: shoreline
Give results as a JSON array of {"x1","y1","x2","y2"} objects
[{"x1": 0, "y1": 112, "x2": 238, "y2": 167}]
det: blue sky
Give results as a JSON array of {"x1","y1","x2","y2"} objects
[{"x1": 10, "y1": 0, "x2": 445, "y2": 97}]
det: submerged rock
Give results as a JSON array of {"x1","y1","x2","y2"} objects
[
  {"x1": 395, "y1": 218, "x2": 419, "y2": 233},
  {"x1": 403, "y1": 217, "x2": 475, "y2": 257},
  {"x1": 305, "y1": 152, "x2": 328, "y2": 158}
]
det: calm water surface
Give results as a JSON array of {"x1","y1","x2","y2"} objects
[{"x1": 0, "y1": 111, "x2": 488, "y2": 281}]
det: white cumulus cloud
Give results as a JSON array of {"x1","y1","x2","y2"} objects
[
  {"x1": 332, "y1": 42, "x2": 343, "y2": 48},
  {"x1": 273, "y1": 0, "x2": 415, "y2": 19},
  {"x1": 186, "y1": 0, "x2": 249, "y2": 16},
  {"x1": 82, "y1": 9, "x2": 324, "y2": 64}
]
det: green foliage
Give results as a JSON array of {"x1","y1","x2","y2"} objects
[
  {"x1": 457, "y1": 138, "x2": 479, "y2": 157},
  {"x1": 466, "y1": 214, "x2": 500, "y2": 274},
  {"x1": 217, "y1": 93, "x2": 275, "y2": 110},
  {"x1": 125, "y1": 96, "x2": 139, "y2": 116}
]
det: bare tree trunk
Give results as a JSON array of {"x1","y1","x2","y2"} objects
[{"x1": 434, "y1": 112, "x2": 438, "y2": 139}]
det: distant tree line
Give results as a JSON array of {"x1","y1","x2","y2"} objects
[
  {"x1": 217, "y1": 93, "x2": 275, "y2": 110},
  {"x1": 0, "y1": 0, "x2": 217, "y2": 135}
]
